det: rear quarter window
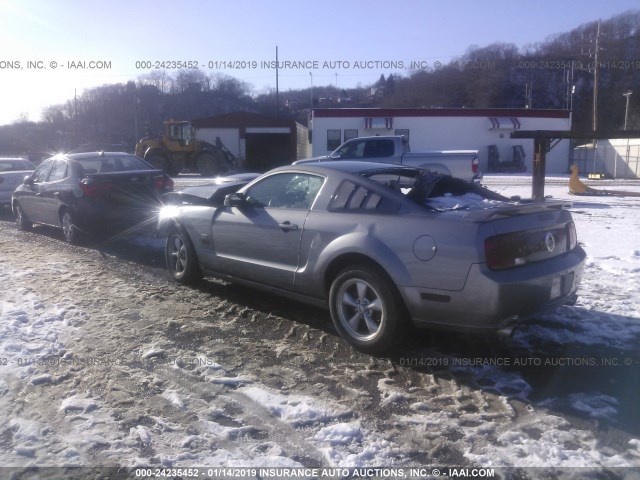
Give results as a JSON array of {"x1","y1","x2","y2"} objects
[{"x1": 330, "y1": 180, "x2": 399, "y2": 214}]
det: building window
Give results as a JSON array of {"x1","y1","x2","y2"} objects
[
  {"x1": 344, "y1": 129, "x2": 358, "y2": 141},
  {"x1": 327, "y1": 129, "x2": 341, "y2": 151},
  {"x1": 395, "y1": 129, "x2": 409, "y2": 141},
  {"x1": 365, "y1": 117, "x2": 393, "y2": 129}
]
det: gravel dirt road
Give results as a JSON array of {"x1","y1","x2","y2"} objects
[{"x1": 0, "y1": 195, "x2": 638, "y2": 478}]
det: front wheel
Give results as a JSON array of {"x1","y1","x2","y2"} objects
[
  {"x1": 329, "y1": 264, "x2": 406, "y2": 353},
  {"x1": 166, "y1": 228, "x2": 202, "y2": 284},
  {"x1": 61, "y1": 209, "x2": 81, "y2": 244},
  {"x1": 14, "y1": 203, "x2": 32, "y2": 231}
]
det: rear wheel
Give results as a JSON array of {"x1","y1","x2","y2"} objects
[
  {"x1": 166, "y1": 228, "x2": 202, "y2": 284},
  {"x1": 195, "y1": 151, "x2": 228, "y2": 177},
  {"x1": 146, "y1": 154, "x2": 170, "y2": 174},
  {"x1": 14, "y1": 203, "x2": 32, "y2": 231},
  {"x1": 61, "y1": 209, "x2": 81, "y2": 244},
  {"x1": 329, "y1": 264, "x2": 406, "y2": 353}
]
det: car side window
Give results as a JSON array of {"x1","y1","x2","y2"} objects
[
  {"x1": 32, "y1": 159, "x2": 54, "y2": 183},
  {"x1": 363, "y1": 140, "x2": 394, "y2": 158},
  {"x1": 245, "y1": 173, "x2": 324, "y2": 210},
  {"x1": 47, "y1": 160, "x2": 68, "y2": 182},
  {"x1": 339, "y1": 141, "x2": 366, "y2": 159}
]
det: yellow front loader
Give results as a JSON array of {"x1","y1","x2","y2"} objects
[{"x1": 135, "y1": 120, "x2": 236, "y2": 176}]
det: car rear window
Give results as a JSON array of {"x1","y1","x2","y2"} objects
[
  {"x1": 74, "y1": 155, "x2": 152, "y2": 174},
  {"x1": 0, "y1": 159, "x2": 35, "y2": 172},
  {"x1": 358, "y1": 169, "x2": 512, "y2": 212}
]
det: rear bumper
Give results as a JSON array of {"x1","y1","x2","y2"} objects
[
  {"x1": 74, "y1": 201, "x2": 161, "y2": 233},
  {"x1": 401, "y1": 246, "x2": 586, "y2": 332}
]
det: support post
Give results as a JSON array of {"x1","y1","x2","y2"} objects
[{"x1": 532, "y1": 137, "x2": 548, "y2": 201}]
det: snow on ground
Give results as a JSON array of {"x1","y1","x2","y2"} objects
[{"x1": 0, "y1": 175, "x2": 639, "y2": 473}]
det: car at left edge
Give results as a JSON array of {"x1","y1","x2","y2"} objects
[
  {"x1": 12, "y1": 152, "x2": 173, "y2": 243},
  {"x1": 0, "y1": 157, "x2": 35, "y2": 206}
]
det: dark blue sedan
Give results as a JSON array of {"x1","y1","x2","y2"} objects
[{"x1": 12, "y1": 152, "x2": 173, "y2": 243}]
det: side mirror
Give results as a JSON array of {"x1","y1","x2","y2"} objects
[
  {"x1": 329, "y1": 153, "x2": 342, "y2": 160},
  {"x1": 224, "y1": 192, "x2": 246, "y2": 207},
  {"x1": 23, "y1": 175, "x2": 34, "y2": 185}
]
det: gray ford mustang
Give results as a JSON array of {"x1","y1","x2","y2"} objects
[{"x1": 158, "y1": 161, "x2": 586, "y2": 352}]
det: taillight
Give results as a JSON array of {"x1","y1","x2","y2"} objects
[
  {"x1": 484, "y1": 232, "x2": 526, "y2": 271},
  {"x1": 485, "y1": 226, "x2": 571, "y2": 271},
  {"x1": 153, "y1": 175, "x2": 173, "y2": 191},
  {"x1": 472, "y1": 156, "x2": 479, "y2": 174},
  {"x1": 566, "y1": 221, "x2": 577, "y2": 250},
  {"x1": 79, "y1": 181, "x2": 112, "y2": 197}
]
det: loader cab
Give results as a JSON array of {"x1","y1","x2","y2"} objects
[{"x1": 164, "y1": 121, "x2": 195, "y2": 151}]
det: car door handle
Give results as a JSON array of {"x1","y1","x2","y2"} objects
[{"x1": 278, "y1": 221, "x2": 299, "y2": 231}]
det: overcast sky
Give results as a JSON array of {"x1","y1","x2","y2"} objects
[{"x1": 0, "y1": 0, "x2": 638, "y2": 125}]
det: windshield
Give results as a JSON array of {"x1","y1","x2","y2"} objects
[{"x1": 73, "y1": 155, "x2": 154, "y2": 174}]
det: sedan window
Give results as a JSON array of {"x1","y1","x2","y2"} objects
[
  {"x1": 47, "y1": 159, "x2": 68, "y2": 182},
  {"x1": 246, "y1": 173, "x2": 324, "y2": 210},
  {"x1": 32, "y1": 159, "x2": 54, "y2": 183}
]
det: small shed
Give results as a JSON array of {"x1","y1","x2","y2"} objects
[{"x1": 193, "y1": 111, "x2": 310, "y2": 171}]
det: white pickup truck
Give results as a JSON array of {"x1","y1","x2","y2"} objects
[{"x1": 295, "y1": 136, "x2": 481, "y2": 183}]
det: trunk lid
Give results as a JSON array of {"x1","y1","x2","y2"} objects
[{"x1": 476, "y1": 203, "x2": 578, "y2": 271}]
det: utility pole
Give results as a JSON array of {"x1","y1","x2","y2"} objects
[
  {"x1": 623, "y1": 90, "x2": 632, "y2": 130},
  {"x1": 74, "y1": 88, "x2": 78, "y2": 149},
  {"x1": 275, "y1": 46, "x2": 279, "y2": 116},
  {"x1": 565, "y1": 63, "x2": 575, "y2": 110},
  {"x1": 592, "y1": 20, "x2": 601, "y2": 132}
]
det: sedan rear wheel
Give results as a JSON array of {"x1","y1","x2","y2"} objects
[
  {"x1": 14, "y1": 203, "x2": 32, "y2": 231},
  {"x1": 329, "y1": 264, "x2": 405, "y2": 352},
  {"x1": 61, "y1": 209, "x2": 81, "y2": 244},
  {"x1": 166, "y1": 228, "x2": 202, "y2": 284}
]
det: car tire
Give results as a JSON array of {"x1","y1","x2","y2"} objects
[
  {"x1": 166, "y1": 227, "x2": 202, "y2": 284},
  {"x1": 195, "y1": 151, "x2": 228, "y2": 177},
  {"x1": 329, "y1": 264, "x2": 406, "y2": 353},
  {"x1": 61, "y1": 209, "x2": 81, "y2": 244},
  {"x1": 14, "y1": 203, "x2": 32, "y2": 231}
]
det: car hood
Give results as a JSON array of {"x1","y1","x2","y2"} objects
[{"x1": 162, "y1": 181, "x2": 250, "y2": 207}]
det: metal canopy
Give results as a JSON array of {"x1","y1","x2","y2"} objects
[{"x1": 510, "y1": 130, "x2": 640, "y2": 200}]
